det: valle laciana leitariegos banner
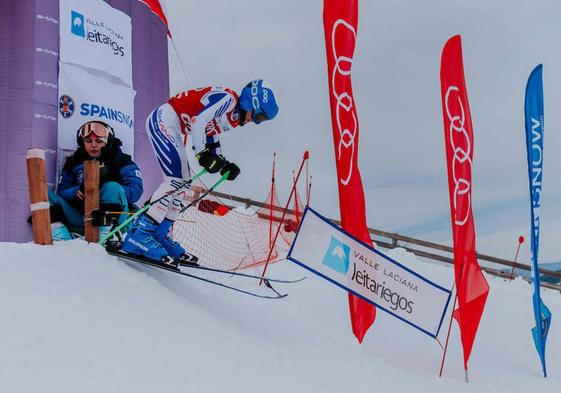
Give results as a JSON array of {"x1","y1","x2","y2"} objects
[{"x1": 288, "y1": 208, "x2": 451, "y2": 338}]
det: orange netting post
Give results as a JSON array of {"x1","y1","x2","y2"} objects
[
  {"x1": 307, "y1": 177, "x2": 312, "y2": 208},
  {"x1": 259, "y1": 151, "x2": 309, "y2": 284},
  {"x1": 306, "y1": 156, "x2": 312, "y2": 207},
  {"x1": 291, "y1": 171, "x2": 302, "y2": 230},
  {"x1": 269, "y1": 153, "x2": 276, "y2": 251}
]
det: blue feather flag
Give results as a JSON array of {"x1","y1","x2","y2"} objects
[{"x1": 524, "y1": 64, "x2": 551, "y2": 377}]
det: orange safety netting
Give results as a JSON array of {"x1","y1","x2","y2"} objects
[
  {"x1": 172, "y1": 187, "x2": 289, "y2": 271},
  {"x1": 172, "y1": 156, "x2": 308, "y2": 272},
  {"x1": 256, "y1": 187, "x2": 303, "y2": 249}
]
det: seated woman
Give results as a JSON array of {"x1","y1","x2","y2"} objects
[{"x1": 49, "y1": 121, "x2": 143, "y2": 237}]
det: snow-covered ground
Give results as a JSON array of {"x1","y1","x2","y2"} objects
[{"x1": 0, "y1": 240, "x2": 558, "y2": 393}]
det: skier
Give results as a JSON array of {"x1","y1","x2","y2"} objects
[{"x1": 120, "y1": 79, "x2": 279, "y2": 265}]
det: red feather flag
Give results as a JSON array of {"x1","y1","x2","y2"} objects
[
  {"x1": 439, "y1": 35, "x2": 489, "y2": 371},
  {"x1": 139, "y1": 0, "x2": 171, "y2": 37},
  {"x1": 323, "y1": 0, "x2": 376, "y2": 343}
]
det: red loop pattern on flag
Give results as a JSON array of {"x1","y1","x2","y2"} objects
[{"x1": 444, "y1": 86, "x2": 473, "y2": 226}]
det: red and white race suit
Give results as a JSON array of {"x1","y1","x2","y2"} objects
[{"x1": 145, "y1": 86, "x2": 243, "y2": 223}]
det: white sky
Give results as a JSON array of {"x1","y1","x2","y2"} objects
[{"x1": 162, "y1": 0, "x2": 561, "y2": 263}]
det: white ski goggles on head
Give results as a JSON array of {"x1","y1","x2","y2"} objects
[{"x1": 78, "y1": 122, "x2": 112, "y2": 143}]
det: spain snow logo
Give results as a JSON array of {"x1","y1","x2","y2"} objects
[
  {"x1": 71, "y1": 11, "x2": 85, "y2": 37},
  {"x1": 322, "y1": 236, "x2": 350, "y2": 274},
  {"x1": 58, "y1": 95, "x2": 74, "y2": 118}
]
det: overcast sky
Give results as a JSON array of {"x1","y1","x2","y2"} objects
[{"x1": 161, "y1": 0, "x2": 561, "y2": 263}]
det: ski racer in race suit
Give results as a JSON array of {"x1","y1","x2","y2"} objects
[{"x1": 120, "y1": 79, "x2": 279, "y2": 264}]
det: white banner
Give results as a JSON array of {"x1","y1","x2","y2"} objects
[
  {"x1": 57, "y1": 63, "x2": 135, "y2": 155},
  {"x1": 288, "y1": 208, "x2": 452, "y2": 337},
  {"x1": 59, "y1": 0, "x2": 132, "y2": 87}
]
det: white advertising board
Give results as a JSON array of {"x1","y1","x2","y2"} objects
[
  {"x1": 288, "y1": 208, "x2": 452, "y2": 337},
  {"x1": 59, "y1": 0, "x2": 132, "y2": 87},
  {"x1": 57, "y1": 63, "x2": 135, "y2": 155}
]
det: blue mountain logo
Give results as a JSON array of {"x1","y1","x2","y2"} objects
[
  {"x1": 71, "y1": 11, "x2": 85, "y2": 37},
  {"x1": 322, "y1": 236, "x2": 350, "y2": 274}
]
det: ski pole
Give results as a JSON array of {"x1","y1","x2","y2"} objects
[
  {"x1": 179, "y1": 171, "x2": 230, "y2": 214},
  {"x1": 99, "y1": 168, "x2": 207, "y2": 245}
]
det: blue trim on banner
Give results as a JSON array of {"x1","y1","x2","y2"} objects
[{"x1": 287, "y1": 206, "x2": 452, "y2": 339}]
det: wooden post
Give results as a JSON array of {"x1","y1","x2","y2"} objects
[
  {"x1": 26, "y1": 148, "x2": 52, "y2": 245},
  {"x1": 84, "y1": 160, "x2": 100, "y2": 243}
]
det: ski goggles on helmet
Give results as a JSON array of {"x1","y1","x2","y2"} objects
[{"x1": 78, "y1": 122, "x2": 111, "y2": 143}]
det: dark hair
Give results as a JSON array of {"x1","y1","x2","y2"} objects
[{"x1": 63, "y1": 136, "x2": 125, "y2": 172}]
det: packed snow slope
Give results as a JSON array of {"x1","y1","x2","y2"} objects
[{"x1": 0, "y1": 240, "x2": 559, "y2": 393}]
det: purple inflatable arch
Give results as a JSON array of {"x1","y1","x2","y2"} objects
[{"x1": 0, "y1": 0, "x2": 169, "y2": 242}]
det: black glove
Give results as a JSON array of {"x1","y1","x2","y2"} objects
[
  {"x1": 196, "y1": 149, "x2": 227, "y2": 174},
  {"x1": 220, "y1": 161, "x2": 240, "y2": 181}
]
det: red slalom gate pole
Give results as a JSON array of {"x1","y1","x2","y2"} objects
[
  {"x1": 509, "y1": 235, "x2": 525, "y2": 280},
  {"x1": 259, "y1": 151, "x2": 309, "y2": 285}
]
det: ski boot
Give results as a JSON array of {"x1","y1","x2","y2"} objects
[
  {"x1": 153, "y1": 218, "x2": 200, "y2": 267},
  {"x1": 121, "y1": 213, "x2": 178, "y2": 268}
]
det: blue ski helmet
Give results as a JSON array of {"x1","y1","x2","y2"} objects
[{"x1": 239, "y1": 79, "x2": 279, "y2": 124}]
